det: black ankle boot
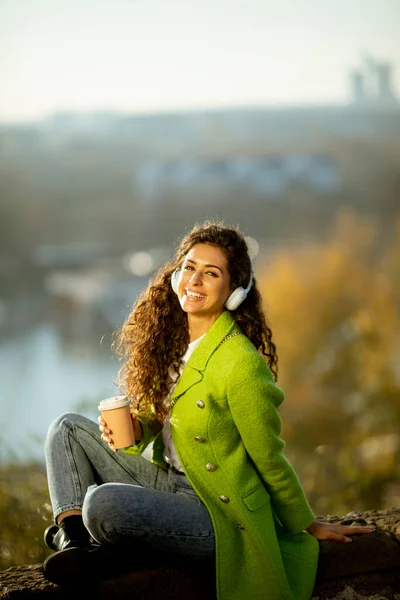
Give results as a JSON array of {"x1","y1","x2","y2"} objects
[
  {"x1": 43, "y1": 516, "x2": 108, "y2": 586},
  {"x1": 43, "y1": 543, "x2": 114, "y2": 586},
  {"x1": 43, "y1": 522, "x2": 129, "y2": 586},
  {"x1": 44, "y1": 516, "x2": 91, "y2": 551}
]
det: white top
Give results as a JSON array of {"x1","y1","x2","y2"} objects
[{"x1": 141, "y1": 334, "x2": 206, "y2": 472}]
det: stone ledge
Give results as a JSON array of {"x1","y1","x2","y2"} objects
[
  {"x1": 0, "y1": 563, "x2": 215, "y2": 600},
  {"x1": 1, "y1": 509, "x2": 400, "y2": 600}
]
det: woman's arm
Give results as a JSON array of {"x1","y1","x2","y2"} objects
[
  {"x1": 227, "y1": 355, "x2": 314, "y2": 534},
  {"x1": 120, "y1": 414, "x2": 161, "y2": 456},
  {"x1": 227, "y1": 354, "x2": 376, "y2": 541}
]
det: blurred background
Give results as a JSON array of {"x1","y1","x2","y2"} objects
[{"x1": 0, "y1": 0, "x2": 399, "y2": 569}]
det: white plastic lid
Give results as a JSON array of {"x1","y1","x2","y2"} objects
[{"x1": 98, "y1": 396, "x2": 130, "y2": 411}]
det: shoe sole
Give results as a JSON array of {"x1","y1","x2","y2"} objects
[{"x1": 43, "y1": 547, "x2": 101, "y2": 586}]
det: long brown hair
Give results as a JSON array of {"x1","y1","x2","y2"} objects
[{"x1": 114, "y1": 221, "x2": 278, "y2": 422}]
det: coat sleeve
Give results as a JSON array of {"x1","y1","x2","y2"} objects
[
  {"x1": 120, "y1": 416, "x2": 159, "y2": 456},
  {"x1": 226, "y1": 353, "x2": 315, "y2": 534}
]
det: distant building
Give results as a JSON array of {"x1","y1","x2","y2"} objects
[
  {"x1": 376, "y1": 62, "x2": 396, "y2": 103},
  {"x1": 350, "y1": 71, "x2": 365, "y2": 104},
  {"x1": 136, "y1": 153, "x2": 341, "y2": 201},
  {"x1": 350, "y1": 57, "x2": 398, "y2": 106}
]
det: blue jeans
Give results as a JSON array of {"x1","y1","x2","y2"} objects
[{"x1": 44, "y1": 413, "x2": 215, "y2": 560}]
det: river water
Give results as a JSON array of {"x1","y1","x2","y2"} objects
[
  {"x1": 0, "y1": 320, "x2": 120, "y2": 464},
  {"x1": 0, "y1": 264, "x2": 153, "y2": 465}
]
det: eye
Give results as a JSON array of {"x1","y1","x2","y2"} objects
[
  {"x1": 183, "y1": 264, "x2": 194, "y2": 271},
  {"x1": 206, "y1": 271, "x2": 218, "y2": 277}
]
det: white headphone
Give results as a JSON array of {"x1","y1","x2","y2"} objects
[
  {"x1": 225, "y1": 275, "x2": 253, "y2": 310},
  {"x1": 171, "y1": 268, "x2": 253, "y2": 311}
]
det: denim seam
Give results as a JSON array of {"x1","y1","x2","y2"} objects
[
  {"x1": 73, "y1": 420, "x2": 151, "y2": 489},
  {"x1": 64, "y1": 419, "x2": 85, "y2": 508}
]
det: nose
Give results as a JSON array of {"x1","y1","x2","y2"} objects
[{"x1": 189, "y1": 270, "x2": 202, "y2": 285}]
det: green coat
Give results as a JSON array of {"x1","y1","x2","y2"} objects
[{"x1": 123, "y1": 311, "x2": 319, "y2": 600}]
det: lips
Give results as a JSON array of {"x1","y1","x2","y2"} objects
[{"x1": 185, "y1": 289, "x2": 206, "y2": 300}]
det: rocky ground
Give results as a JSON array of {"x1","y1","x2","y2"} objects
[
  {"x1": 0, "y1": 509, "x2": 399, "y2": 599},
  {"x1": 314, "y1": 508, "x2": 400, "y2": 537},
  {"x1": 312, "y1": 508, "x2": 400, "y2": 600}
]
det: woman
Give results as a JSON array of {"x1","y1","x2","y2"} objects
[{"x1": 43, "y1": 221, "x2": 375, "y2": 599}]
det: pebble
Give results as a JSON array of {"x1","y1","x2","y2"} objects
[{"x1": 312, "y1": 586, "x2": 400, "y2": 600}]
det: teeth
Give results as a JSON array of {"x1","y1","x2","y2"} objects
[{"x1": 186, "y1": 291, "x2": 205, "y2": 299}]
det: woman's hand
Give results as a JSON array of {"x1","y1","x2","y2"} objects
[
  {"x1": 98, "y1": 415, "x2": 117, "y2": 452},
  {"x1": 98, "y1": 413, "x2": 143, "y2": 452},
  {"x1": 306, "y1": 519, "x2": 375, "y2": 543}
]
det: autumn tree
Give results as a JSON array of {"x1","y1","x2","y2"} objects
[{"x1": 258, "y1": 210, "x2": 400, "y2": 513}]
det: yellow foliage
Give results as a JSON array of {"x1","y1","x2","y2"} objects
[{"x1": 257, "y1": 209, "x2": 400, "y2": 513}]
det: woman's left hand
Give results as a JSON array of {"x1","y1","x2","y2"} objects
[{"x1": 306, "y1": 519, "x2": 375, "y2": 543}]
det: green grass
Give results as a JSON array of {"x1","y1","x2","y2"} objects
[{"x1": 0, "y1": 462, "x2": 53, "y2": 571}]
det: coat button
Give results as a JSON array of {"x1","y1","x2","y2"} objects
[
  {"x1": 237, "y1": 523, "x2": 245, "y2": 530},
  {"x1": 194, "y1": 436, "x2": 205, "y2": 442},
  {"x1": 206, "y1": 462, "x2": 216, "y2": 472},
  {"x1": 196, "y1": 400, "x2": 205, "y2": 408},
  {"x1": 220, "y1": 495, "x2": 230, "y2": 503}
]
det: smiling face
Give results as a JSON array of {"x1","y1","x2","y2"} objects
[{"x1": 177, "y1": 243, "x2": 232, "y2": 328}]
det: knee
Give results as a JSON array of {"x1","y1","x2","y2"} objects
[
  {"x1": 82, "y1": 484, "x2": 114, "y2": 544},
  {"x1": 45, "y1": 412, "x2": 75, "y2": 444},
  {"x1": 45, "y1": 413, "x2": 88, "y2": 452}
]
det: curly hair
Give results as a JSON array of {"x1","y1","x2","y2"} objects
[{"x1": 113, "y1": 220, "x2": 278, "y2": 423}]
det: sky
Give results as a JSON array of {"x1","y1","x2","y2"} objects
[{"x1": 0, "y1": 0, "x2": 399, "y2": 123}]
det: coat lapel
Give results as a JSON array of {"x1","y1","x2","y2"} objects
[{"x1": 170, "y1": 311, "x2": 241, "y2": 401}]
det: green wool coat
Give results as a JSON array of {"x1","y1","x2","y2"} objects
[{"x1": 122, "y1": 311, "x2": 319, "y2": 600}]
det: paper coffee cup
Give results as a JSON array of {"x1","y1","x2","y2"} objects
[{"x1": 98, "y1": 396, "x2": 135, "y2": 449}]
